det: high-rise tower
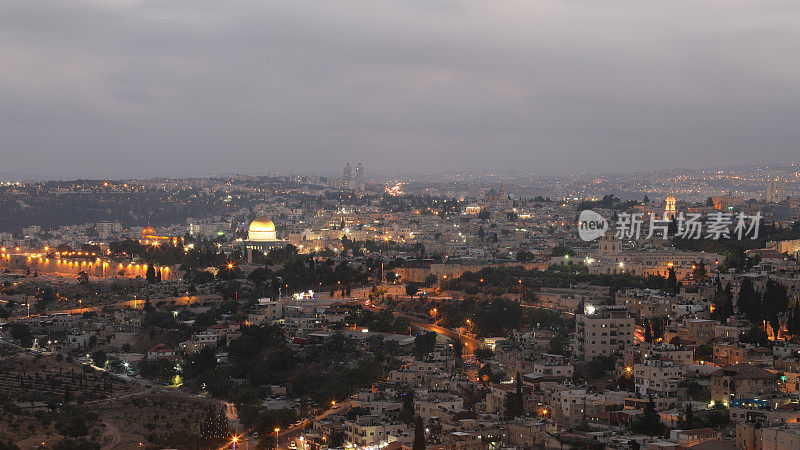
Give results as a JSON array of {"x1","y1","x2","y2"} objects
[
  {"x1": 343, "y1": 163, "x2": 352, "y2": 189},
  {"x1": 354, "y1": 161, "x2": 364, "y2": 192},
  {"x1": 766, "y1": 178, "x2": 786, "y2": 203}
]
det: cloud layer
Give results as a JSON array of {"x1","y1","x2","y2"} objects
[{"x1": 1, "y1": 0, "x2": 799, "y2": 178}]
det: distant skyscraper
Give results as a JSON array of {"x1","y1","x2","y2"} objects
[
  {"x1": 354, "y1": 161, "x2": 364, "y2": 192},
  {"x1": 343, "y1": 163, "x2": 352, "y2": 189},
  {"x1": 765, "y1": 178, "x2": 786, "y2": 203}
]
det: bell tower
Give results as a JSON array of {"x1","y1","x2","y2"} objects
[{"x1": 665, "y1": 195, "x2": 677, "y2": 220}]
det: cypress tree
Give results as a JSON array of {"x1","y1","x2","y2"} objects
[
  {"x1": 763, "y1": 278, "x2": 788, "y2": 335},
  {"x1": 685, "y1": 403, "x2": 695, "y2": 428},
  {"x1": 413, "y1": 416, "x2": 426, "y2": 450},
  {"x1": 738, "y1": 277, "x2": 760, "y2": 323},
  {"x1": 787, "y1": 301, "x2": 800, "y2": 336},
  {"x1": 723, "y1": 283, "x2": 734, "y2": 321},
  {"x1": 666, "y1": 268, "x2": 678, "y2": 294},
  {"x1": 644, "y1": 319, "x2": 653, "y2": 344}
]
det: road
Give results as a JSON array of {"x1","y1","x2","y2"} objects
[
  {"x1": 360, "y1": 302, "x2": 482, "y2": 353},
  {"x1": 277, "y1": 399, "x2": 351, "y2": 448}
]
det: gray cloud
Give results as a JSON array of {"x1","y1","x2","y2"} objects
[{"x1": 1, "y1": 0, "x2": 799, "y2": 178}]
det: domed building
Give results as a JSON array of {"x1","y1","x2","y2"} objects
[
  {"x1": 139, "y1": 225, "x2": 174, "y2": 245},
  {"x1": 248, "y1": 217, "x2": 277, "y2": 241},
  {"x1": 245, "y1": 216, "x2": 286, "y2": 263}
]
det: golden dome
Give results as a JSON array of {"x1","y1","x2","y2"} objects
[
  {"x1": 142, "y1": 226, "x2": 157, "y2": 237},
  {"x1": 249, "y1": 217, "x2": 275, "y2": 233},
  {"x1": 248, "y1": 217, "x2": 278, "y2": 241}
]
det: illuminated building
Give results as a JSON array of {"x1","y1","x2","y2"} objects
[
  {"x1": 139, "y1": 226, "x2": 176, "y2": 246},
  {"x1": 354, "y1": 161, "x2": 364, "y2": 192},
  {"x1": 343, "y1": 163, "x2": 352, "y2": 189},
  {"x1": 574, "y1": 306, "x2": 635, "y2": 360},
  {"x1": 665, "y1": 194, "x2": 677, "y2": 220},
  {"x1": 766, "y1": 178, "x2": 786, "y2": 203},
  {"x1": 244, "y1": 216, "x2": 286, "y2": 263}
]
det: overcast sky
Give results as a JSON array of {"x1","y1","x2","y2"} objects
[{"x1": 1, "y1": 0, "x2": 799, "y2": 179}]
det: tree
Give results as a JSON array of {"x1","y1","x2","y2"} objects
[
  {"x1": 644, "y1": 319, "x2": 653, "y2": 344},
  {"x1": 711, "y1": 278, "x2": 733, "y2": 322},
  {"x1": 10, "y1": 323, "x2": 33, "y2": 347},
  {"x1": 643, "y1": 195, "x2": 650, "y2": 204},
  {"x1": 412, "y1": 416, "x2": 426, "y2": 450},
  {"x1": 414, "y1": 332, "x2": 436, "y2": 357},
  {"x1": 722, "y1": 282, "x2": 735, "y2": 322},
  {"x1": 680, "y1": 403, "x2": 698, "y2": 429},
  {"x1": 738, "y1": 277, "x2": 761, "y2": 323},
  {"x1": 423, "y1": 274, "x2": 438, "y2": 288},
  {"x1": 548, "y1": 329, "x2": 569, "y2": 356},
  {"x1": 787, "y1": 301, "x2": 800, "y2": 336},
  {"x1": 450, "y1": 338, "x2": 464, "y2": 368},
  {"x1": 145, "y1": 264, "x2": 156, "y2": 283},
  {"x1": 505, "y1": 373, "x2": 524, "y2": 418},
  {"x1": 692, "y1": 262, "x2": 706, "y2": 282},
  {"x1": 516, "y1": 250, "x2": 534, "y2": 262},
  {"x1": 740, "y1": 326, "x2": 770, "y2": 347},
  {"x1": 763, "y1": 278, "x2": 789, "y2": 336},
  {"x1": 630, "y1": 395, "x2": 666, "y2": 436},
  {"x1": 406, "y1": 282, "x2": 420, "y2": 298},
  {"x1": 397, "y1": 388, "x2": 415, "y2": 424},
  {"x1": 551, "y1": 246, "x2": 574, "y2": 257},
  {"x1": 665, "y1": 267, "x2": 678, "y2": 294}
]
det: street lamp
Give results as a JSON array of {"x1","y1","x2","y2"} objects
[
  {"x1": 274, "y1": 428, "x2": 280, "y2": 449},
  {"x1": 231, "y1": 435, "x2": 239, "y2": 450}
]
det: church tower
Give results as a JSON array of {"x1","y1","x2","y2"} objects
[{"x1": 665, "y1": 195, "x2": 677, "y2": 220}]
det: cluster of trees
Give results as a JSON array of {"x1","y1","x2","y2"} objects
[
  {"x1": 642, "y1": 318, "x2": 666, "y2": 344},
  {"x1": 346, "y1": 308, "x2": 412, "y2": 335},
  {"x1": 577, "y1": 194, "x2": 638, "y2": 211},
  {"x1": 737, "y1": 277, "x2": 799, "y2": 335},
  {"x1": 451, "y1": 266, "x2": 665, "y2": 298},
  {"x1": 436, "y1": 298, "x2": 523, "y2": 337},
  {"x1": 674, "y1": 220, "x2": 800, "y2": 271},
  {"x1": 629, "y1": 396, "x2": 666, "y2": 436},
  {"x1": 109, "y1": 238, "x2": 226, "y2": 268},
  {"x1": 710, "y1": 278, "x2": 735, "y2": 321},
  {"x1": 246, "y1": 247, "x2": 373, "y2": 297},
  {"x1": 182, "y1": 326, "x2": 397, "y2": 411}
]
